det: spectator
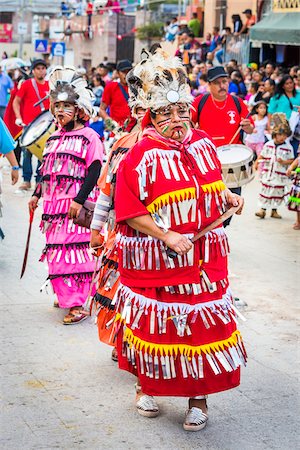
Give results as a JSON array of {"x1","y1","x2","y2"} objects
[
  {"x1": 231, "y1": 14, "x2": 243, "y2": 34},
  {"x1": 165, "y1": 17, "x2": 179, "y2": 42},
  {"x1": 92, "y1": 74, "x2": 105, "y2": 108},
  {"x1": 237, "y1": 9, "x2": 256, "y2": 35},
  {"x1": 200, "y1": 32, "x2": 211, "y2": 61},
  {"x1": 188, "y1": 12, "x2": 201, "y2": 38},
  {"x1": 254, "y1": 78, "x2": 276, "y2": 104},
  {"x1": 215, "y1": 27, "x2": 232, "y2": 64},
  {"x1": 263, "y1": 62, "x2": 275, "y2": 81},
  {"x1": 228, "y1": 70, "x2": 247, "y2": 99},
  {"x1": 61, "y1": 1, "x2": 70, "y2": 17},
  {"x1": 209, "y1": 26, "x2": 221, "y2": 54},
  {"x1": 2, "y1": 51, "x2": 8, "y2": 60},
  {"x1": 252, "y1": 70, "x2": 264, "y2": 84},
  {"x1": 96, "y1": 63, "x2": 111, "y2": 83},
  {"x1": 245, "y1": 81, "x2": 259, "y2": 106},
  {"x1": 0, "y1": 66, "x2": 13, "y2": 118},
  {"x1": 269, "y1": 75, "x2": 300, "y2": 120},
  {"x1": 99, "y1": 59, "x2": 134, "y2": 133}
]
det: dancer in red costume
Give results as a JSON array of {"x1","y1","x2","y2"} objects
[{"x1": 114, "y1": 48, "x2": 246, "y2": 431}]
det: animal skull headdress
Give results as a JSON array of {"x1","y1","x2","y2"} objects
[
  {"x1": 127, "y1": 47, "x2": 193, "y2": 116},
  {"x1": 49, "y1": 66, "x2": 95, "y2": 118}
]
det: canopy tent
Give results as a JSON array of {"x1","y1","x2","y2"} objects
[{"x1": 250, "y1": 12, "x2": 300, "y2": 46}]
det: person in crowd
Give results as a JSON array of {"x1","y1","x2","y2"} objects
[
  {"x1": 268, "y1": 75, "x2": 300, "y2": 156},
  {"x1": 0, "y1": 117, "x2": 19, "y2": 240},
  {"x1": 246, "y1": 101, "x2": 269, "y2": 174},
  {"x1": 99, "y1": 59, "x2": 134, "y2": 134},
  {"x1": 254, "y1": 78, "x2": 275, "y2": 105},
  {"x1": 245, "y1": 81, "x2": 259, "y2": 106},
  {"x1": 208, "y1": 26, "x2": 222, "y2": 56},
  {"x1": 231, "y1": 14, "x2": 243, "y2": 34},
  {"x1": 13, "y1": 59, "x2": 49, "y2": 190},
  {"x1": 263, "y1": 62, "x2": 276, "y2": 81},
  {"x1": 110, "y1": 47, "x2": 245, "y2": 430},
  {"x1": 165, "y1": 17, "x2": 179, "y2": 42},
  {"x1": 2, "y1": 51, "x2": 8, "y2": 60},
  {"x1": 96, "y1": 63, "x2": 111, "y2": 83},
  {"x1": 286, "y1": 155, "x2": 300, "y2": 230},
  {"x1": 295, "y1": 68, "x2": 300, "y2": 91},
  {"x1": 215, "y1": 27, "x2": 232, "y2": 64},
  {"x1": 188, "y1": 12, "x2": 201, "y2": 38},
  {"x1": 28, "y1": 66, "x2": 104, "y2": 324},
  {"x1": 236, "y1": 9, "x2": 256, "y2": 35},
  {"x1": 252, "y1": 70, "x2": 264, "y2": 84},
  {"x1": 228, "y1": 70, "x2": 247, "y2": 99},
  {"x1": 0, "y1": 66, "x2": 14, "y2": 119},
  {"x1": 192, "y1": 73, "x2": 208, "y2": 97},
  {"x1": 255, "y1": 114, "x2": 294, "y2": 219},
  {"x1": 91, "y1": 74, "x2": 105, "y2": 108},
  {"x1": 268, "y1": 75, "x2": 300, "y2": 120}
]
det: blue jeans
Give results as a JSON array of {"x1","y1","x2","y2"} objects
[
  {"x1": 22, "y1": 148, "x2": 41, "y2": 183},
  {"x1": 224, "y1": 187, "x2": 242, "y2": 228},
  {"x1": 215, "y1": 48, "x2": 224, "y2": 64}
]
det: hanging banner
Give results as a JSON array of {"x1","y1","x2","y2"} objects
[{"x1": 0, "y1": 24, "x2": 13, "y2": 43}]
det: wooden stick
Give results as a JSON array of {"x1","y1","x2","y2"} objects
[{"x1": 229, "y1": 126, "x2": 242, "y2": 144}]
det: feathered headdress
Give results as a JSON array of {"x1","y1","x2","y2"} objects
[
  {"x1": 49, "y1": 66, "x2": 95, "y2": 118},
  {"x1": 271, "y1": 113, "x2": 291, "y2": 137},
  {"x1": 127, "y1": 47, "x2": 192, "y2": 116}
]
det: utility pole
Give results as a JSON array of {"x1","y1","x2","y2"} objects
[{"x1": 18, "y1": 0, "x2": 25, "y2": 58}]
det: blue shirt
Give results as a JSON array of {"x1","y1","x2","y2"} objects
[
  {"x1": 0, "y1": 117, "x2": 16, "y2": 154},
  {"x1": 268, "y1": 91, "x2": 300, "y2": 119},
  {"x1": 0, "y1": 72, "x2": 13, "y2": 107}
]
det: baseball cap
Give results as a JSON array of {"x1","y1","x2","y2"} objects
[
  {"x1": 242, "y1": 9, "x2": 252, "y2": 14},
  {"x1": 31, "y1": 59, "x2": 47, "y2": 71},
  {"x1": 207, "y1": 66, "x2": 229, "y2": 82},
  {"x1": 116, "y1": 59, "x2": 133, "y2": 72}
]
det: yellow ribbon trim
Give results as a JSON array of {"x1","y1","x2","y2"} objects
[
  {"x1": 119, "y1": 324, "x2": 241, "y2": 358},
  {"x1": 201, "y1": 180, "x2": 226, "y2": 194},
  {"x1": 146, "y1": 187, "x2": 196, "y2": 214}
]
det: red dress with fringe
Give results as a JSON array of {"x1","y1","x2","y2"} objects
[{"x1": 114, "y1": 127, "x2": 247, "y2": 397}]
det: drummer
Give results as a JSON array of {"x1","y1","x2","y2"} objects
[
  {"x1": 13, "y1": 59, "x2": 49, "y2": 191},
  {"x1": 191, "y1": 66, "x2": 254, "y2": 194}
]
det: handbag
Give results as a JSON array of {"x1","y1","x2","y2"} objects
[{"x1": 73, "y1": 200, "x2": 95, "y2": 229}]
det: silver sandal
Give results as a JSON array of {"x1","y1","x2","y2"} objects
[
  {"x1": 135, "y1": 383, "x2": 159, "y2": 418},
  {"x1": 183, "y1": 395, "x2": 208, "y2": 431}
]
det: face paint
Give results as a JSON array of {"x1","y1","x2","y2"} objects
[
  {"x1": 183, "y1": 122, "x2": 189, "y2": 129},
  {"x1": 54, "y1": 102, "x2": 76, "y2": 126},
  {"x1": 162, "y1": 125, "x2": 170, "y2": 134}
]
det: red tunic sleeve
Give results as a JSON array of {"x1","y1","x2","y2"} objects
[{"x1": 115, "y1": 154, "x2": 149, "y2": 223}]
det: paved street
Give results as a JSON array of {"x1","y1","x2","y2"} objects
[{"x1": 0, "y1": 164, "x2": 299, "y2": 450}]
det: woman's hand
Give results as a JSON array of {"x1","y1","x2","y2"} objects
[
  {"x1": 28, "y1": 196, "x2": 39, "y2": 213},
  {"x1": 224, "y1": 189, "x2": 244, "y2": 215},
  {"x1": 163, "y1": 230, "x2": 193, "y2": 255},
  {"x1": 90, "y1": 229, "x2": 104, "y2": 249},
  {"x1": 68, "y1": 201, "x2": 82, "y2": 219}
]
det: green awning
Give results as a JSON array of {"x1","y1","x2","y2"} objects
[{"x1": 250, "y1": 12, "x2": 300, "y2": 46}]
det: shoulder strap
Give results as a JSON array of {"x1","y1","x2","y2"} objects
[
  {"x1": 232, "y1": 95, "x2": 242, "y2": 114},
  {"x1": 118, "y1": 83, "x2": 129, "y2": 102},
  {"x1": 284, "y1": 93, "x2": 294, "y2": 111},
  {"x1": 197, "y1": 93, "x2": 210, "y2": 123},
  {"x1": 31, "y1": 78, "x2": 45, "y2": 112}
]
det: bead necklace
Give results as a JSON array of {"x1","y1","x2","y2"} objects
[{"x1": 211, "y1": 95, "x2": 228, "y2": 110}]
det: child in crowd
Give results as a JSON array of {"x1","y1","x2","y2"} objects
[
  {"x1": 255, "y1": 113, "x2": 294, "y2": 219},
  {"x1": 245, "y1": 81, "x2": 259, "y2": 106},
  {"x1": 246, "y1": 101, "x2": 269, "y2": 175},
  {"x1": 286, "y1": 154, "x2": 300, "y2": 229}
]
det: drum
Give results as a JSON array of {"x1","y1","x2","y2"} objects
[
  {"x1": 20, "y1": 111, "x2": 55, "y2": 161},
  {"x1": 217, "y1": 144, "x2": 254, "y2": 188}
]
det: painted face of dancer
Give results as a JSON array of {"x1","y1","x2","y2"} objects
[
  {"x1": 53, "y1": 101, "x2": 76, "y2": 127},
  {"x1": 151, "y1": 103, "x2": 190, "y2": 142}
]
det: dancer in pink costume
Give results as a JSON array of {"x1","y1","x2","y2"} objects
[{"x1": 29, "y1": 66, "x2": 104, "y2": 324}]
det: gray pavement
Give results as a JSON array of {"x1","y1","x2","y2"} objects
[{"x1": 0, "y1": 165, "x2": 299, "y2": 450}]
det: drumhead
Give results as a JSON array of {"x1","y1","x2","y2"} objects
[
  {"x1": 217, "y1": 144, "x2": 253, "y2": 167},
  {"x1": 21, "y1": 111, "x2": 53, "y2": 147}
]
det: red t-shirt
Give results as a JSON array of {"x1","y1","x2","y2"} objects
[
  {"x1": 191, "y1": 94, "x2": 251, "y2": 148},
  {"x1": 102, "y1": 81, "x2": 132, "y2": 126},
  {"x1": 16, "y1": 78, "x2": 50, "y2": 125}
]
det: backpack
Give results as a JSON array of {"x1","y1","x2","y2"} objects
[
  {"x1": 197, "y1": 93, "x2": 243, "y2": 141},
  {"x1": 197, "y1": 93, "x2": 241, "y2": 119}
]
